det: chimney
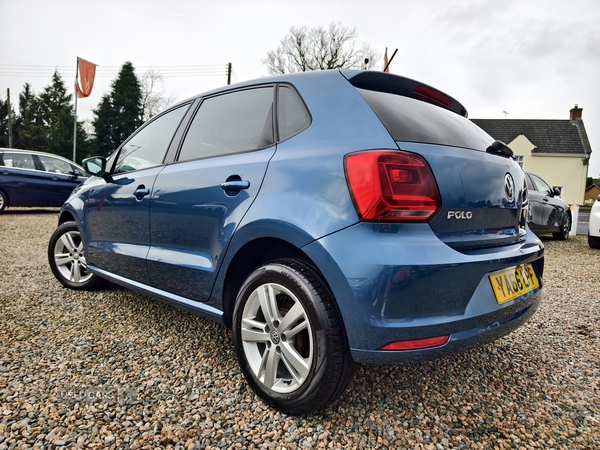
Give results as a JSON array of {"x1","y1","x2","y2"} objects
[{"x1": 570, "y1": 104, "x2": 582, "y2": 120}]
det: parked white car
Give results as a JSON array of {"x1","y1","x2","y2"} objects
[{"x1": 589, "y1": 195, "x2": 600, "y2": 249}]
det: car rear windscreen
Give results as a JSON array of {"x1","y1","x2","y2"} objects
[{"x1": 357, "y1": 88, "x2": 494, "y2": 151}]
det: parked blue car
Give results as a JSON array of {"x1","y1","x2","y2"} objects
[
  {"x1": 0, "y1": 148, "x2": 87, "y2": 212},
  {"x1": 48, "y1": 70, "x2": 544, "y2": 413}
]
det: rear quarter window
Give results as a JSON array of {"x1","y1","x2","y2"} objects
[
  {"x1": 357, "y1": 88, "x2": 493, "y2": 151},
  {"x1": 277, "y1": 85, "x2": 311, "y2": 141}
]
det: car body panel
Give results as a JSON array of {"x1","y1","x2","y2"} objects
[
  {"x1": 401, "y1": 142, "x2": 527, "y2": 249},
  {"x1": 589, "y1": 196, "x2": 600, "y2": 240},
  {"x1": 53, "y1": 69, "x2": 544, "y2": 366},
  {"x1": 525, "y1": 171, "x2": 570, "y2": 234},
  {"x1": 84, "y1": 167, "x2": 164, "y2": 284},
  {"x1": 147, "y1": 146, "x2": 276, "y2": 301},
  {"x1": 305, "y1": 222, "x2": 543, "y2": 362},
  {"x1": 0, "y1": 148, "x2": 87, "y2": 209}
]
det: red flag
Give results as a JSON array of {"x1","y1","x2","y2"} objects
[
  {"x1": 76, "y1": 58, "x2": 97, "y2": 98},
  {"x1": 383, "y1": 47, "x2": 389, "y2": 73}
]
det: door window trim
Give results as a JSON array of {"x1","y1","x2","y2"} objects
[{"x1": 173, "y1": 84, "x2": 277, "y2": 164}]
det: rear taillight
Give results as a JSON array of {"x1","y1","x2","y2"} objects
[{"x1": 345, "y1": 150, "x2": 442, "y2": 222}]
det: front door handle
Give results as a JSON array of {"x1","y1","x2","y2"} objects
[{"x1": 133, "y1": 186, "x2": 150, "y2": 201}]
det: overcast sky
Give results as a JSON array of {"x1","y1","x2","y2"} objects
[{"x1": 2, "y1": 0, "x2": 599, "y2": 177}]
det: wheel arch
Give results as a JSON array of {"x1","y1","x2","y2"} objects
[
  {"x1": 58, "y1": 210, "x2": 77, "y2": 225},
  {"x1": 220, "y1": 237, "x2": 313, "y2": 328},
  {"x1": 0, "y1": 187, "x2": 9, "y2": 208}
]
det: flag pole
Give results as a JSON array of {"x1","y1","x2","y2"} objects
[{"x1": 73, "y1": 57, "x2": 79, "y2": 163}]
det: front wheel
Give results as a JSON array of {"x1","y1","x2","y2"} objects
[
  {"x1": 553, "y1": 213, "x2": 570, "y2": 240},
  {"x1": 0, "y1": 190, "x2": 7, "y2": 212},
  {"x1": 232, "y1": 259, "x2": 355, "y2": 413},
  {"x1": 48, "y1": 221, "x2": 106, "y2": 290}
]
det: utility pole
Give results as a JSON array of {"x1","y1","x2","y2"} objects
[
  {"x1": 227, "y1": 63, "x2": 232, "y2": 85},
  {"x1": 7, "y1": 88, "x2": 13, "y2": 148},
  {"x1": 73, "y1": 58, "x2": 80, "y2": 163}
]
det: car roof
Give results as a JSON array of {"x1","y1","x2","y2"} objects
[
  {"x1": 171, "y1": 69, "x2": 468, "y2": 117},
  {"x1": 0, "y1": 148, "x2": 85, "y2": 169}
]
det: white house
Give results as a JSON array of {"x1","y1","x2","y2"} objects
[{"x1": 471, "y1": 106, "x2": 593, "y2": 206}]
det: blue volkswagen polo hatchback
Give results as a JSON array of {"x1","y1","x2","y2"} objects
[{"x1": 48, "y1": 70, "x2": 544, "y2": 413}]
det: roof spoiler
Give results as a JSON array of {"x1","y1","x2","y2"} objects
[{"x1": 341, "y1": 70, "x2": 468, "y2": 117}]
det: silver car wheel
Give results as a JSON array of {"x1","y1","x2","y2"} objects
[
  {"x1": 240, "y1": 282, "x2": 313, "y2": 394},
  {"x1": 53, "y1": 230, "x2": 94, "y2": 285}
]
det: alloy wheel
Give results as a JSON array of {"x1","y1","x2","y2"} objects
[
  {"x1": 240, "y1": 282, "x2": 313, "y2": 394},
  {"x1": 52, "y1": 229, "x2": 94, "y2": 285}
]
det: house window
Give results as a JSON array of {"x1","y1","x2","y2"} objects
[{"x1": 514, "y1": 155, "x2": 524, "y2": 169}]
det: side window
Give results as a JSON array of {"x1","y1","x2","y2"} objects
[
  {"x1": 114, "y1": 104, "x2": 189, "y2": 174},
  {"x1": 37, "y1": 155, "x2": 73, "y2": 174},
  {"x1": 178, "y1": 87, "x2": 274, "y2": 162},
  {"x1": 2, "y1": 152, "x2": 36, "y2": 170},
  {"x1": 525, "y1": 175, "x2": 534, "y2": 191},
  {"x1": 277, "y1": 85, "x2": 311, "y2": 141},
  {"x1": 530, "y1": 174, "x2": 551, "y2": 194}
]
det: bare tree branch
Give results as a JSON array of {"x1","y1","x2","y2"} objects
[
  {"x1": 140, "y1": 67, "x2": 178, "y2": 121},
  {"x1": 263, "y1": 22, "x2": 379, "y2": 74}
]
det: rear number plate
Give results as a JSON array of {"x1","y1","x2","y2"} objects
[{"x1": 489, "y1": 264, "x2": 539, "y2": 304}]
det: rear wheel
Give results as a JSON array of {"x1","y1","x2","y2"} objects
[
  {"x1": 232, "y1": 259, "x2": 355, "y2": 413},
  {"x1": 48, "y1": 221, "x2": 107, "y2": 290},
  {"x1": 589, "y1": 233, "x2": 600, "y2": 249},
  {"x1": 0, "y1": 191, "x2": 7, "y2": 212},
  {"x1": 553, "y1": 213, "x2": 570, "y2": 240}
]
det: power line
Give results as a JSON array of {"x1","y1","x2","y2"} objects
[
  {"x1": 231, "y1": 67, "x2": 239, "y2": 83},
  {"x1": 0, "y1": 64, "x2": 230, "y2": 79}
]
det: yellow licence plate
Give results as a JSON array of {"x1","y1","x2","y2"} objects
[{"x1": 489, "y1": 264, "x2": 539, "y2": 304}]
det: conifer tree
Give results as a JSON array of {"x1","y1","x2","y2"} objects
[{"x1": 92, "y1": 61, "x2": 143, "y2": 156}]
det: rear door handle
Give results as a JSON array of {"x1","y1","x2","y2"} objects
[{"x1": 220, "y1": 180, "x2": 250, "y2": 191}]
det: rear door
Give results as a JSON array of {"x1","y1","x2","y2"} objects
[
  {"x1": 147, "y1": 86, "x2": 276, "y2": 301},
  {"x1": 0, "y1": 152, "x2": 48, "y2": 206},
  {"x1": 84, "y1": 104, "x2": 190, "y2": 283}
]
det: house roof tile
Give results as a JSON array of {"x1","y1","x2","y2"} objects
[{"x1": 471, "y1": 119, "x2": 591, "y2": 156}]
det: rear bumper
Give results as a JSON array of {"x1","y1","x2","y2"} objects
[
  {"x1": 304, "y1": 222, "x2": 544, "y2": 364},
  {"x1": 350, "y1": 291, "x2": 541, "y2": 364}
]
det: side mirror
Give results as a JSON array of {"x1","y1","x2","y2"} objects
[
  {"x1": 552, "y1": 186, "x2": 562, "y2": 197},
  {"x1": 82, "y1": 156, "x2": 107, "y2": 177}
]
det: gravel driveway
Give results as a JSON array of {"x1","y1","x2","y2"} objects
[{"x1": 1, "y1": 209, "x2": 599, "y2": 449}]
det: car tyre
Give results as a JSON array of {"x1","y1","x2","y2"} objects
[
  {"x1": 48, "y1": 221, "x2": 107, "y2": 290},
  {"x1": 232, "y1": 259, "x2": 355, "y2": 413},
  {"x1": 553, "y1": 212, "x2": 570, "y2": 240},
  {"x1": 589, "y1": 233, "x2": 600, "y2": 249},
  {"x1": 0, "y1": 190, "x2": 7, "y2": 212}
]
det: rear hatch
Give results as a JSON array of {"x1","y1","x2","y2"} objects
[{"x1": 345, "y1": 71, "x2": 527, "y2": 251}]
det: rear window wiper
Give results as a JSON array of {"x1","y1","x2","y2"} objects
[{"x1": 486, "y1": 140, "x2": 514, "y2": 158}]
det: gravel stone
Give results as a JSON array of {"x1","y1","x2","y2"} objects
[{"x1": 1, "y1": 208, "x2": 599, "y2": 449}]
